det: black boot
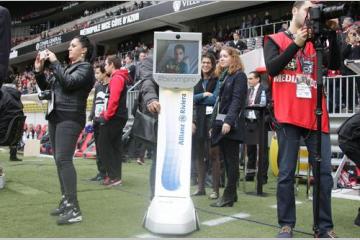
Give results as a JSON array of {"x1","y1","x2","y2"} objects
[
  {"x1": 355, "y1": 208, "x2": 360, "y2": 227},
  {"x1": 9, "y1": 146, "x2": 22, "y2": 161},
  {"x1": 209, "y1": 196, "x2": 234, "y2": 207}
]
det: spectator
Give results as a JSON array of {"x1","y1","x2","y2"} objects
[
  {"x1": 252, "y1": 14, "x2": 261, "y2": 36},
  {"x1": 88, "y1": 64, "x2": 109, "y2": 181},
  {"x1": 192, "y1": 52, "x2": 221, "y2": 199},
  {"x1": 244, "y1": 71, "x2": 270, "y2": 183},
  {"x1": 341, "y1": 25, "x2": 360, "y2": 112},
  {"x1": 210, "y1": 46, "x2": 247, "y2": 208},
  {"x1": 229, "y1": 32, "x2": 247, "y2": 52},
  {"x1": 0, "y1": 6, "x2": 11, "y2": 89},
  {"x1": 263, "y1": 11, "x2": 272, "y2": 25},
  {"x1": 278, "y1": 22, "x2": 289, "y2": 33},
  {"x1": 124, "y1": 53, "x2": 136, "y2": 86},
  {"x1": 0, "y1": 68, "x2": 24, "y2": 161},
  {"x1": 34, "y1": 35, "x2": 95, "y2": 225},
  {"x1": 138, "y1": 55, "x2": 159, "y2": 199},
  {"x1": 98, "y1": 55, "x2": 128, "y2": 187}
]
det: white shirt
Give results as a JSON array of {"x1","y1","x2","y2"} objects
[{"x1": 247, "y1": 83, "x2": 260, "y2": 119}]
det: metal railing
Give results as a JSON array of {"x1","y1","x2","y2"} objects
[
  {"x1": 126, "y1": 80, "x2": 142, "y2": 119},
  {"x1": 325, "y1": 74, "x2": 360, "y2": 116},
  {"x1": 239, "y1": 20, "x2": 290, "y2": 39}
]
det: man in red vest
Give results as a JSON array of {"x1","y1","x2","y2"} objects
[{"x1": 264, "y1": 1, "x2": 338, "y2": 238}]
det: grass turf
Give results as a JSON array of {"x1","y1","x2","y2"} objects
[{"x1": 0, "y1": 150, "x2": 359, "y2": 238}]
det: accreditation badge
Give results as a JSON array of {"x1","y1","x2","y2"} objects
[
  {"x1": 95, "y1": 103, "x2": 104, "y2": 117},
  {"x1": 206, "y1": 106, "x2": 214, "y2": 115},
  {"x1": 296, "y1": 74, "x2": 312, "y2": 99}
]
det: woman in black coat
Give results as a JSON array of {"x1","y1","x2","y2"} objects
[
  {"x1": 210, "y1": 46, "x2": 247, "y2": 207},
  {"x1": 34, "y1": 36, "x2": 95, "y2": 225},
  {"x1": 192, "y1": 52, "x2": 221, "y2": 199}
]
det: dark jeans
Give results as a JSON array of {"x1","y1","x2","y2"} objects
[
  {"x1": 94, "y1": 126, "x2": 106, "y2": 176},
  {"x1": 98, "y1": 118, "x2": 126, "y2": 179},
  {"x1": 276, "y1": 124, "x2": 333, "y2": 233},
  {"x1": 219, "y1": 138, "x2": 240, "y2": 200},
  {"x1": 49, "y1": 120, "x2": 83, "y2": 204}
]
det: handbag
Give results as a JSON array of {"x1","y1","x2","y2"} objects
[{"x1": 132, "y1": 109, "x2": 157, "y2": 144}]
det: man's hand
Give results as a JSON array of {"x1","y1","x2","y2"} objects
[
  {"x1": 221, "y1": 123, "x2": 231, "y2": 135},
  {"x1": 147, "y1": 100, "x2": 161, "y2": 113},
  {"x1": 294, "y1": 28, "x2": 310, "y2": 47}
]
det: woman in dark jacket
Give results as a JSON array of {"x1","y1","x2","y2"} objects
[
  {"x1": 210, "y1": 46, "x2": 247, "y2": 207},
  {"x1": 192, "y1": 52, "x2": 221, "y2": 199},
  {"x1": 34, "y1": 36, "x2": 95, "y2": 225}
]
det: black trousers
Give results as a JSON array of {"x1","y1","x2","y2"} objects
[
  {"x1": 9, "y1": 145, "x2": 17, "y2": 159},
  {"x1": 48, "y1": 120, "x2": 83, "y2": 204},
  {"x1": 94, "y1": 126, "x2": 106, "y2": 176},
  {"x1": 98, "y1": 118, "x2": 126, "y2": 179},
  {"x1": 246, "y1": 142, "x2": 269, "y2": 180},
  {"x1": 219, "y1": 138, "x2": 239, "y2": 200}
]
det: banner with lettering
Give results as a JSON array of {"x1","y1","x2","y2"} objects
[{"x1": 155, "y1": 88, "x2": 193, "y2": 197}]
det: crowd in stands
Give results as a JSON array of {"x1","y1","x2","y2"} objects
[{"x1": 11, "y1": 1, "x2": 155, "y2": 48}]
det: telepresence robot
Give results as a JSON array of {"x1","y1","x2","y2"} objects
[{"x1": 143, "y1": 31, "x2": 202, "y2": 235}]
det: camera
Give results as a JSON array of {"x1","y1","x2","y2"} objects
[
  {"x1": 308, "y1": 2, "x2": 359, "y2": 36},
  {"x1": 38, "y1": 90, "x2": 52, "y2": 101},
  {"x1": 176, "y1": 34, "x2": 181, "y2": 39}
]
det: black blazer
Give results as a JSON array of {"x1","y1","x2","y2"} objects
[
  {"x1": 229, "y1": 40, "x2": 247, "y2": 51},
  {"x1": 212, "y1": 70, "x2": 247, "y2": 144},
  {"x1": 246, "y1": 83, "x2": 270, "y2": 119},
  {"x1": 0, "y1": 6, "x2": 11, "y2": 88}
]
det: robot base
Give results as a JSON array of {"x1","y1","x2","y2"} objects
[{"x1": 143, "y1": 196, "x2": 199, "y2": 235}]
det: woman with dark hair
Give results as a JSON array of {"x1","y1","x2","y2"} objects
[
  {"x1": 192, "y1": 52, "x2": 221, "y2": 199},
  {"x1": 34, "y1": 36, "x2": 95, "y2": 225},
  {"x1": 210, "y1": 46, "x2": 247, "y2": 207}
]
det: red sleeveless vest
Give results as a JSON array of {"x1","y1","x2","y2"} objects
[{"x1": 267, "y1": 32, "x2": 329, "y2": 133}]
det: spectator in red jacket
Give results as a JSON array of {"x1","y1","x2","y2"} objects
[{"x1": 96, "y1": 55, "x2": 128, "y2": 187}]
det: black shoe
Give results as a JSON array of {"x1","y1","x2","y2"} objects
[
  {"x1": 277, "y1": 225, "x2": 293, "y2": 238},
  {"x1": 50, "y1": 197, "x2": 67, "y2": 216},
  {"x1": 355, "y1": 208, "x2": 360, "y2": 227},
  {"x1": 317, "y1": 229, "x2": 337, "y2": 238},
  {"x1": 89, "y1": 173, "x2": 104, "y2": 181},
  {"x1": 57, "y1": 203, "x2": 82, "y2": 225},
  {"x1": 209, "y1": 197, "x2": 234, "y2": 207},
  {"x1": 191, "y1": 190, "x2": 206, "y2": 196},
  {"x1": 245, "y1": 175, "x2": 254, "y2": 181},
  {"x1": 262, "y1": 178, "x2": 268, "y2": 184},
  {"x1": 10, "y1": 157, "x2": 22, "y2": 161}
]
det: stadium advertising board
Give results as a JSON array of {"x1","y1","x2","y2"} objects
[
  {"x1": 80, "y1": 1, "x2": 210, "y2": 36},
  {"x1": 16, "y1": 30, "x2": 80, "y2": 56},
  {"x1": 80, "y1": 12, "x2": 140, "y2": 35}
]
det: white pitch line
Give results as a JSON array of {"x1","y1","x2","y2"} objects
[
  {"x1": 8, "y1": 182, "x2": 47, "y2": 195},
  {"x1": 201, "y1": 212, "x2": 250, "y2": 226},
  {"x1": 332, "y1": 189, "x2": 360, "y2": 201},
  {"x1": 270, "y1": 201, "x2": 303, "y2": 209},
  {"x1": 135, "y1": 233, "x2": 161, "y2": 238}
]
